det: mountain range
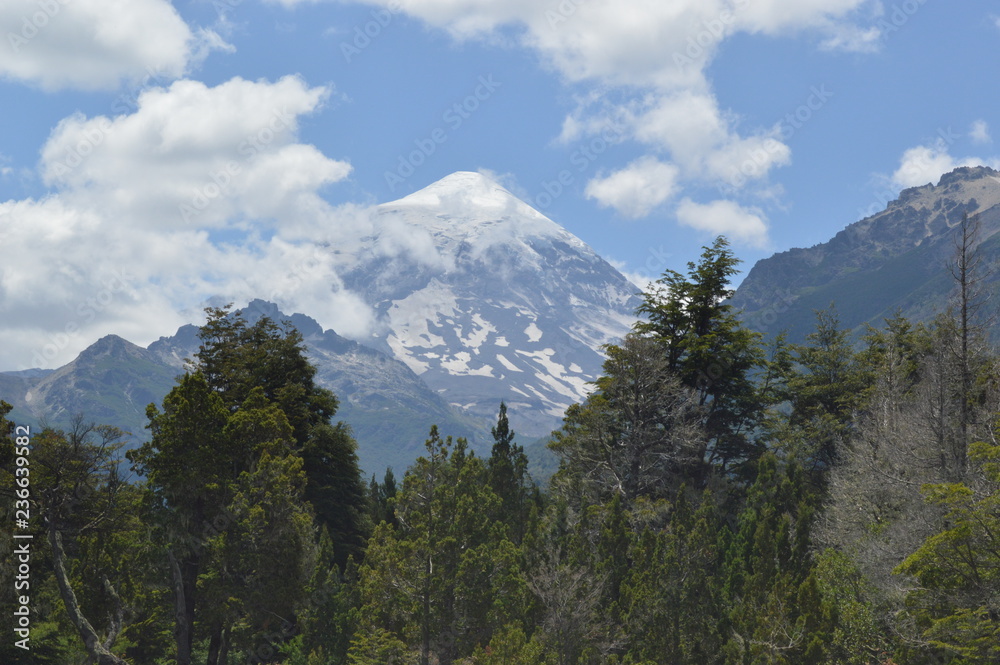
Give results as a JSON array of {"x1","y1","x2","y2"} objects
[
  {"x1": 1, "y1": 172, "x2": 640, "y2": 474},
  {"x1": 7, "y1": 166, "x2": 1000, "y2": 475}
]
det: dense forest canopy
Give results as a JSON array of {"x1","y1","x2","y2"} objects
[{"x1": 3, "y1": 226, "x2": 1000, "y2": 664}]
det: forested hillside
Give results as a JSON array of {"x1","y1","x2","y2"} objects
[{"x1": 3, "y1": 233, "x2": 999, "y2": 665}]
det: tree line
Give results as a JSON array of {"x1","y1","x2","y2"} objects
[{"x1": 2, "y1": 219, "x2": 999, "y2": 664}]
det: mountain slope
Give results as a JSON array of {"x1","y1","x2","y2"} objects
[
  {"x1": 731, "y1": 166, "x2": 1000, "y2": 341},
  {"x1": 340, "y1": 171, "x2": 642, "y2": 437},
  {"x1": 3, "y1": 335, "x2": 179, "y2": 437},
  {"x1": 146, "y1": 299, "x2": 488, "y2": 473}
]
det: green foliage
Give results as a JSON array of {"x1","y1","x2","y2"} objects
[
  {"x1": 813, "y1": 549, "x2": 894, "y2": 665},
  {"x1": 302, "y1": 422, "x2": 369, "y2": 568},
  {"x1": 488, "y1": 402, "x2": 533, "y2": 543},
  {"x1": 194, "y1": 305, "x2": 368, "y2": 556},
  {"x1": 781, "y1": 306, "x2": 865, "y2": 474},
  {"x1": 195, "y1": 305, "x2": 338, "y2": 442},
  {"x1": 621, "y1": 492, "x2": 727, "y2": 664},
  {"x1": 28, "y1": 238, "x2": 1000, "y2": 665},
  {"x1": 347, "y1": 627, "x2": 414, "y2": 665},
  {"x1": 635, "y1": 236, "x2": 768, "y2": 473},
  {"x1": 469, "y1": 624, "x2": 553, "y2": 665},
  {"x1": 895, "y1": 439, "x2": 1000, "y2": 663},
  {"x1": 355, "y1": 426, "x2": 527, "y2": 665},
  {"x1": 125, "y1": 306, "x2": 372, "y2": 664}
]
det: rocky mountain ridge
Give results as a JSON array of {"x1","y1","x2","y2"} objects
[{"x1": 731, "y1": 166, "x2": 1000, "y2": 341}]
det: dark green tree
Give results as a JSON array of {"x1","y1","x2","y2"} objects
[
  {"x1": 368, "y1": 467, "x2": 398, "y2": 529},
  {"x1": 302, "y1": 422, "x2": 368, "y2": 568},
  {"x1": 781, "y1": 306, "x2": 865, "y2": 476},
  {"x1": 129, "y1": 373, "x2": 232, "y2": 665},
  {"x1": 487, "y1": 402, "x2": 532, "y2": 542},
  {"x1": 636, "y1": 236, "x2": 767, "y2": 474},
  {"x1": 193, "y1": 305, "x2": 367, "y2": 552}
]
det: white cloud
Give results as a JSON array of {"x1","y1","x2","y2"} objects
[
  {"x1": 970, "y1": 120, "x2": 992, "y2": 145},
  {"x1": 331, "y1": 0, "x2": 871, "y2": 191},
  {"x1": 0, "y1": 0, "x2": 226, "y2": 91},
  {"x1": 344, "y1": 0, "x2": 873, "y2": 89},
  {"x1": 273, "y1": 0, "x2": 875, "y2": 234},
  {"x1": 40, "y1": 76, "x2": 348, "y2": 228},
  {"x1": 675, "y1": 198, "x2": 769, "y2": 248},
  {"x1": 0, "y1": 76, "x2": 374, "y2": 370},
  {"x1": 891, "y1": 142, "x2": 972, "y2": 189},
  {"x1": 819, "y1": 23, "x2": 881, "y2": 52},
  {"x1": 339, "y1": 0, "x2": 864, "y2": 200},
  {"x1": 585, "y1": 157, "x2": 680, "y2": 218}
]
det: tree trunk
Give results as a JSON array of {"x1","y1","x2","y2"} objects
[
  {"x1": 168, "y1": 548, "x2": 196, "y2": 665},
  {"x1": 48, "y1": 524, "x2": 129, "y2": 665},
  {"x1": 207, "y1": 625, "x2": 223, "y2": 665}
]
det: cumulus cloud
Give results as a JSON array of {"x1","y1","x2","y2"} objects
[
  {"x1": 0, "y1": 76, "x2": 374, "y2": 370},
  {"x1": 40, "y1": 76, "x2": 349, "y2": 227},
  {"x1": 675, "y1": 198, "x2": 769, "y2": 248},
  {"x1": 585, "y1": 157, "x2": 680, "y2": 218},
  {"x1": 0, "y1": 0, "x2": 227, "y2": 91},
  {"x1": 970, "y1": 120, "x2": 992, "y2": 145},
  {"x1": 341, "y1": 0, "x2": 874, "y2": 89},
  {"x1": 264, "y1": 0, "x2": 878, "y2": 245},
  {"x1": 890, "y1": 142, "x2": 978, "y2": 189}
]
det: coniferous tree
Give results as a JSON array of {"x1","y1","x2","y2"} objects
[
  {"x1": 895, "y1": 437, "x2": 1000, "y2": 663},
  {"x1": 487, "y1": 402, "x2": 532, "y2": 542},
  {"x1": 129, "y1": 306, "x2": 368, "y2": 664},
  {"x1": 194, "y1": 305, "x2": 367, "y2": 550},
  {"x1": 636, "y1": 236, "x2": 768, "y2": 474},
  {"x1": 354, "y1": 426, "x2": 526, "y2": 665},
  {"x1": 780, "y1": 306, "x2": 865, "y2": 477},
  {"x1": 551, "y1": 333, "x2": 704, "y2": 504}
]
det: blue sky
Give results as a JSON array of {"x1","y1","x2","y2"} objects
[{"x1": 1, "y1": 0, "x2": 998, "y2": 369}]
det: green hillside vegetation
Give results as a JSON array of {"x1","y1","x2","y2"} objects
[{"x1": 4, "y1": 236, "x2": 1000, "y2": 664}]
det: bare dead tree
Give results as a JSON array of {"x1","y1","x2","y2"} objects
[{"x1": 947, "y1": 211, "x2": 993, "y2": 477}]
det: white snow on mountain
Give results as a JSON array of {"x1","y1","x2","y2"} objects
[{"x1": 339, "y1": 171, "x2": 643, "y2": 437}]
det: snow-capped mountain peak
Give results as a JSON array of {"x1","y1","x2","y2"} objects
[
  {"x1": 375, "y1": 171, "x2": 577, "y2": 256},
  {"x1": 342, "y1": 171, "x2": 642, "y2": 437}
]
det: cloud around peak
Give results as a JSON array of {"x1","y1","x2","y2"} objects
[{"x1": 0, "y1": 75, "x2": 374, "y2": 369}]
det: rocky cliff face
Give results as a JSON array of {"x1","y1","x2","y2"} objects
[{"x1": 731, "y1": 166, "x2": 1000, "y2": 341}]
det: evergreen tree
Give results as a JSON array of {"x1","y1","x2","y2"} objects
[
  {"x1": 354, "y1": 426, "x2": 525, "y2": 665},
  {"x1": 129, "y1": 373, "x2": 231, "y2": 665},
  {"x1": 895, "y1": 437, "x2": 1000, "y2": 663},
  {"x1": 781, "y1": 306, "x2": 864, "y2": 476},
  {"x1": 552, "y1": 333, "x2": 704, "y2": 503},
  {"x1": 636, "y1": 236, "x2": 767, "y2": 474},
  {"x1": 193, "y1": 305, "x2": 367, "y2": 550},
  {"x1": 130, "y1": 307, "x2": 368, "y2": 663},
  {"x1": 368, "y1": 467, "x2": 398, "y2": 529},
  {"x1": 487, "y1": 402, "x2": 532, "y2": 542}
]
